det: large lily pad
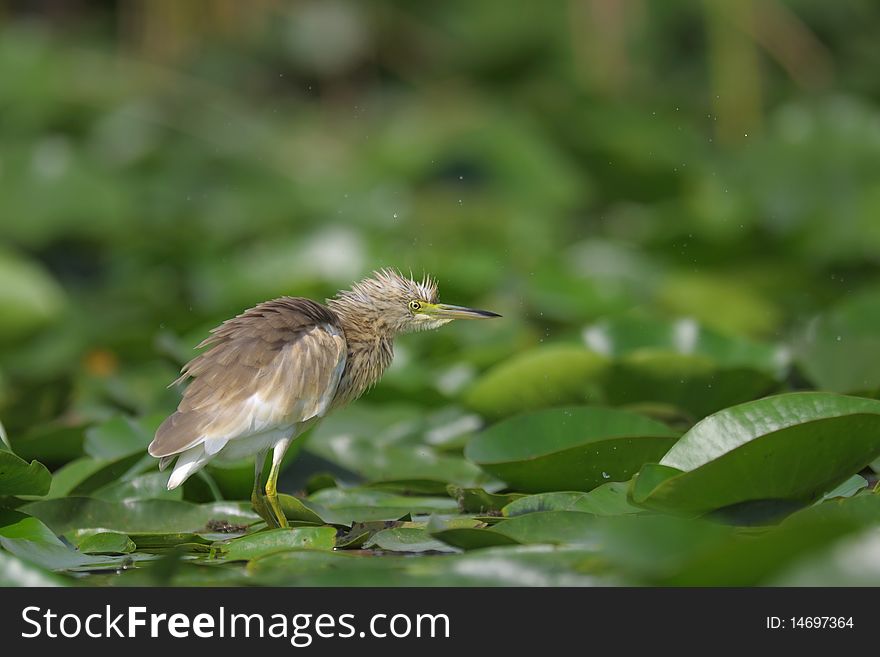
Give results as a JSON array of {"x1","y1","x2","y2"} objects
[
  {"x1": 465, "y1": 406, "x2": 678, "y2": 492},
  {"x1": 463, "y1": 345, "x2": 609, "y2": 419},
  {"x1": 246, "y1": 545, "x2": 605, "y2": 587},
  {"x1": 631, "y1": 392, "x2": 880, "y2": 516},
  {"x1": 20, "y1": 497, "x2": 259, "y2": 535},
  {"x1": 306, "y1": 436, "x2": 490, "y2": 488},
  {"x1": 502, "y1": 482, "x2": 643, "y2": 517}
]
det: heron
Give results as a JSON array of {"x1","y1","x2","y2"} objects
[{"x1": 148, "y1": 268, "x2": 500, "y2": 528}]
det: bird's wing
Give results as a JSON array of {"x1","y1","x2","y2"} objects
[{"x1": 148, "y1": 298, "x2": 346, "y2": 458}]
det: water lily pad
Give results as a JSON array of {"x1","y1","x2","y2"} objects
[
  {"x1": 466, "y1": 406, "x2": 678, "y2": 492},
  {"x1": 446, "y1": 485, "x2": 525, "y2": 514},
  {"x1": 0, "y1": 509, "x2": 123, "y2": 571},
  {"x1": 306, "y1": 436, "x2": 489, "y2": 488},
  {"x1": 0, "y1": 550, "x2": 69, "y2": 586},
  {"x1": 426, "y1": 516, "x2": 520, "y2": 550},
  {"x1": 364, "y1": 527, "x2": 459, "y2": 553},
  {"x1": 77, "y1": 531, "x2": 136, "y2": 555},
  {"x1": 246, "y1": 544, "x2": 604, "y2": 586},
  {"x1": 20, "y1": 497, "x2": 259, "y2": 535},
  {"x1": 631, "y1": 392, "x2": 880, "y2": 516},
  {"x1": 463, "y1": 345, "x2": 608, "y2": 420},
  {"x1": 502, "y1": 482, "x2": 643, "y2": 517},
  {"x1": 217, "y1": 527, "x2": 336, "y2": 561}
]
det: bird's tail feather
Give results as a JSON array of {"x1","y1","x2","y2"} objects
[
  {"x1": 149, "y1": 411, "x2": 207, "y2": 458},
  {"x1": 166, "y1": 444, "x2": 211, "y2": 490}
]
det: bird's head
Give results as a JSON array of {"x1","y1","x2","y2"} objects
[{"x1": 329, "y1": 268, "x2": 500, "y2": 336}]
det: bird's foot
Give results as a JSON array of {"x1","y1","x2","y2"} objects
[{"x1": 265, "y1": 490, "x2": 289, "y2": 529}]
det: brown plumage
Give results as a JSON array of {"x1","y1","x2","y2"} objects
[{"x1": 148, "y1": 268, "x2": 500, "y2": 527}]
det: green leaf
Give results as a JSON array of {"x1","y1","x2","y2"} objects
[
  {"x1": 84, "y1": 414, "x2": 162, "y2": 459},
  {"x1": 0, "y1": 417, "x2": 10, "y2": 451},
  {"x1": 247, "y1": 545, "x2": 604, "y2": 586},
  {"x1": 46, "y1": 458, "x2": 107, "y2": 498},
  {"x1": 77, "y1": 531, "x2": 136, "y2": 555},
  {"x1": 0, "y1": 449, "x2": 51, "y2": 496},
  {"x1": 632, "y1": 392, "x2": 880, "y2": 516},
  {"x1": 502, "y1": 482, "x2": 644, "y2": 517},
  {"x1": 8, "y1": 423, "x2": 85, "y2": 470},
  {"x1": 0, "y1": 550, "x2": 70, "y2": 586},
  {"x1": 127, "y1": 532, "x2": 216, "y2": 551},
  {"x1": 489, "y1": 511, "x2": 600, "y2": 546},
  {"x1": 20, "y1": 498, "x2": 259, "y2": 535},
  {"x1": 465, "y1": 406, "x2": 678, "y2": 492},
  {"x1": 584, "y1": 317, "x2": 784, "y2": 417},
  {"x1": 67, "y1": 452, "x2": 148, "y2": 497},
  {"x1": 0, "y1": 509, "x2": 123, "y2": 571},
  {"x1": 656, "y1": 274, "x2": 781, "y2": 337},
  {"x1": 603, "y1": 351, "x2": 778, "y2": 419},
  {"x1": 446, "y1": 485, "x2": 525, "y2": 514},
  {"x1": 463, "y1": 345, "x2": 608, "y2": 420},
  {"x1": 795, "y1": 288, "x2": 880, "y2": 393},
  {"x1": 816, "y1": 474, "x2": 868, "y2": 503},
  {"x1": 426, "y1": 518, "x2": 521, "y2": 550},
  {"x1": 309, "y1": 487, "x2": 459, "y2": 515},
  {"x1": 218, "y1": 527, "x2": 337, "y2": 561},
  {"x1": 306, "y1": 438, "x2": 490, "y2": 489},
  {"x1": 277, "y1": 494, "x2": 345, "y2": 526},
  {"x1": 582, "y1": 316, "x2": 785, "y2": 373},
  {"x1": 364, "y1": 527, "x2": 458, "y2": 553},
  {"x1": 665, "y1": 494, "x2": 880, "y2": 586},
  {"x1": 0, "y1": 248, "x2": 66, "y2": 342},
  {"x1": 91, "y1": 471, "x2": 182, "y2": 501}
]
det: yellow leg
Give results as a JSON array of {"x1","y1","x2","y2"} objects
[
  {"x1": 250, "y1": 450, "x2": 275, "y2": 528},
  {"x1": 265, "y1": 437, "x2": 291, "y2": 529}
]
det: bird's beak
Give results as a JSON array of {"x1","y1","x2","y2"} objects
[{"x1": 426, "y1": 303, "x2": 502, "y2": 320}]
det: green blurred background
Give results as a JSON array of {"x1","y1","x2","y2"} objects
[{"x1": 3, "y1": 0, "x2": 880, "y2": 470}]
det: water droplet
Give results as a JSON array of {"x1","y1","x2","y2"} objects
[{"x1": 601, "y1": 471, "x2": 610, "y2": 479}]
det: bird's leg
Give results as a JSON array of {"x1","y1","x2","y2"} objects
[
  {"x1": 250, "y1": 449, "x2": 275, "y2": 528},
  {"x1": 265, "y1": 437, "x2": 292, "y2": 529}
]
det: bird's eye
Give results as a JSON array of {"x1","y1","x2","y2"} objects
[{"x1": 408, "y1": 300, "x2": 422, "y2": 312}]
